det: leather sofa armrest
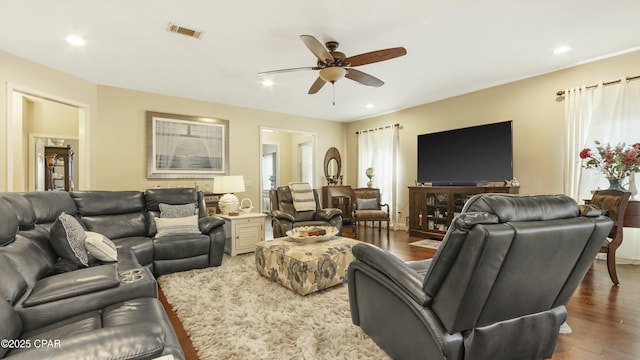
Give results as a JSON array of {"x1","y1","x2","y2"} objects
[
  {"x1": 198, "y1": 215, "x2": 225, "y2": 234},
  {"x1": 22, "y1": 264, "x2": 120, "y2": 307},
  {"x1": 271, "y1": 210, "x2": 295, "y2": 222},
  {"x1": 315, "y1": 208, "x2": 342, "y2": 221},
  {"x1": 6, "y1": 323, "x2": 166, "y2": 360},
  {"x1": 351, "y1": 243, "x2": 429, "y2": 306},
  {"x1": 17, "y1": 267, "x2": 157, "y2": 331}
]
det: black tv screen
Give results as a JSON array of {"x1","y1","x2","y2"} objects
[{"x1": 417, "y1": 121, "x2": 513, "y2": 185}]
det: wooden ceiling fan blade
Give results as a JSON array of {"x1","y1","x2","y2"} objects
[
  {"x1": 345, "y1": 68, "x2": 384, "y2": 87},
  {"x1": 345, "y1": 47, "x2": 407, "y2": 67},
  {"x1": 300, "y1": 35, "x2": 334, "y2": 63},
  {"x1": 258, "y1": 66, "x2": 317, "y2": 75},
  {"x1": 308, "y1": 76, "x2": 326, "y2": 94}
]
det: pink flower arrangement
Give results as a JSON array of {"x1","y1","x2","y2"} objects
[{"x1": 579, "y1": 141, "x2": 640, "y2": 181}]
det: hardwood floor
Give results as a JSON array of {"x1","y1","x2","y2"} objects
[{"x1": 159, "y1": 224, "x2": 640, "y2": 360}]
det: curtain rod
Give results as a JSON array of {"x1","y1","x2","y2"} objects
[
  {"x1": 355, "y1": 123, "x2": 400, "y2": 135},
  {"x1": 556, "y1": 74, "x2": 640, "y2": 96}
]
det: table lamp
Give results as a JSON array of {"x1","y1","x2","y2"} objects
[{"x1": 213, "y1": 175, "x2": 245, "y2": 214}]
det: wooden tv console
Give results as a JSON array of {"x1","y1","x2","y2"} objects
[{"x1": 408, "y1": 185, "x2": 519, "y2": 239}]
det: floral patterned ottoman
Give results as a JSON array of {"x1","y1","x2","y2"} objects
[{"x1": 254, "y1": 237, "x2": 360, "y2": 295}]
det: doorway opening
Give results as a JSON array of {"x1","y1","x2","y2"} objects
[{"x1": 7, "y1": 87, "x2": 89, "y2": 191}]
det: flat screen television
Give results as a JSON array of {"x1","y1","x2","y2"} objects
[{"x1": 417, "y1": 120, "x2": 513, "y2": 186}]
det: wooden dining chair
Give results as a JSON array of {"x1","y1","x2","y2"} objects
[{"x1": 588, "y1": 189, "x2": 631, "y2": 285}]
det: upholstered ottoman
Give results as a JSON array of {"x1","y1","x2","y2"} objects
[{"x1": 255, "y1": 237, "x2": 359, "y2": 295}]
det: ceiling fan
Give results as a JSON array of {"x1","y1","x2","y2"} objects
[{"x1": 259, "y1": 35, "x2": 407, "y2": 101}]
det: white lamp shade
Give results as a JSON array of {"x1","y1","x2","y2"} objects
[
  {"x1": 213, "y1": 175, "x2": 245, "y2": 194},
  {"x1": 213, "y1": 176, "x2": 245, "y2": 214}
]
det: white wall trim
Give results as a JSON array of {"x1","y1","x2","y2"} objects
[{"x1": 7, "y1": 83, "x2": 91, "y2": 191}]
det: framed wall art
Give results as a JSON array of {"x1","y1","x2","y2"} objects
[{"x1": 146, "y1": 111, "x2": 229, "y2": 179}]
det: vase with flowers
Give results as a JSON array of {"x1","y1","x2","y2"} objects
[{"x1": 579, "y1": 141, "x2": 640, "y2": 191}]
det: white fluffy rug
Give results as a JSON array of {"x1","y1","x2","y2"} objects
[{"x1": 158, "y1": 254, "x2": 390, "y2": 360}]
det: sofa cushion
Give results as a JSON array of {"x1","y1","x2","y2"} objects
[
  {"x1": 21, "y1": 310, "x2": 101, "y2": 343},
  {"x1": 0, "y1": 198, "x2": 19, "y2": 246},
  {"x1": 159, "y1": 203, "x2": 198, "y2": 218},
  {"x1": 22, "y1": 192, "x2": 77, "y2": 223},
  {"x1": 50, "y1": 213, "x2": 89, "y2": 267},
  {"x1": 81, "y1": 212, "x2": 148, "y2": 240},
  {"x1": 154, "y1": 215, "x2": 200, "y2": 237},
  {"x1": 1, "y1": 238, "x2": 55, "y2": 287},
  {"x1": 0, "y1": 253, "x2": 28, "y2": 305},
  {"x1": 0, "y1": 193, "x2": 36, "y2": 229},
  {"x1": 85, "y1": 232, "x2": 118, "y2": 262},
  {"x1": 144, "y1": 188, "x2": 198, "y2": 212},
  {"x1": 153, "y1": 234, "x2": 210, "y2": 260},
  {"x1": 71, "y1": 191, "x2": 145, "y2": 216},
  {"x1": 0, "y1": 299, "x2": 22, "y2": 358}
]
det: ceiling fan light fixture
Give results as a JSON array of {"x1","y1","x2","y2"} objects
[{"x1": 319, "y1": 67, "x2": 347, "y2": 83}]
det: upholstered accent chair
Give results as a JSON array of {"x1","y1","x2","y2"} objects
[
  {"x1": 588, "y1": 189, "x2": 631, "y2": 285},
  {"x1": 269, "y1": 186, "x2": 343, "y2": 238},
  {"x1": 352, "y1": 188, "x2": 389, "y2": 238},
  {"x1": 348, "y1": 193, "x2": 612, "y2": 360}
]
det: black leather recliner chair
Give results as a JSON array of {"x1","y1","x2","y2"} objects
[
  {"x1": 269, "y1": 186, "x2": 343, "y2": 238},
  {"x1": 348, "y1": 193, "x2": 613, "y2": 360}
]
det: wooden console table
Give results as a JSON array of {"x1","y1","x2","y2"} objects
[{"x1": 409, "y1": 185, "x2": 519, "y2": 239}]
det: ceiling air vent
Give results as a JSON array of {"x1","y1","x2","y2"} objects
[{"x1": 167, "y1": 23, "x2": 203, "y2": 39}]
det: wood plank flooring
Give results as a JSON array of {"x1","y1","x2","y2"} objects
[{"x1": 159, "y1": 224, "x2": 640, "y2": 360}]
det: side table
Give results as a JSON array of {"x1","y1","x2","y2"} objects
[{"x1": 218, "y1": 213, "x2": 267, "y2": 256}]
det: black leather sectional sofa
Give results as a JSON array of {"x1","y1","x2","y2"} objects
[{"x1": 0, "y1": 188, "x2": 227, "y2": 359}]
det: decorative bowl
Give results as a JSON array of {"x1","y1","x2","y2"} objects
[{"x1": 286, "y1": 226, "x2": 339, "y2": 242}]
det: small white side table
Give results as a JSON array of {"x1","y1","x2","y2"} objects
[{"x1": 218, "y1": 213, "x2": 267, "y2": 256}]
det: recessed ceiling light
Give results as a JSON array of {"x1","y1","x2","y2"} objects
[
  {"x1": 553, "y1": 46, "x2": 571, "y2": 54},
  {"x1": 65, "y1": 35, "x2": 86, "y2": 47},
  {"x1": 365, "y1": 103, "x2": 375, "y2": 109},
  {"x1": 262, "y1": 79, "x2": 274, "y2": 87}
]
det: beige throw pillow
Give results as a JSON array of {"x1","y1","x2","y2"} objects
[
  {"x1": 85, "y1": 231, "x2": 118, "y2": 262},
  {"x1": 154, "y1": 215, "x2": 200, "y2": 237}
]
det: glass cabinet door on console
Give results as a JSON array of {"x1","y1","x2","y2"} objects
[
  {"x1": 424, "y1": 190, "x2": 448, "y2": 233},
  {"x1": 409, "y1": 186, "x2": 518, "y2": 239}
]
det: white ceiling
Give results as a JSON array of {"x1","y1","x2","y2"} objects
[{"x1": 1, "y1": 0, "x2": 639, "y2": 122}]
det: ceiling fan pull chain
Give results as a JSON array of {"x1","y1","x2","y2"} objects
[{"x1": 332, "y1": 83, "x2": 336, "y2": 106}]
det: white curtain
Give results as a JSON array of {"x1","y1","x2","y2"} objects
[
  {"x1": 564, "y1": 78, "x2": 640, "y2": 201},
  {"x1": 155, "y1": 119, "x2": 185, "y2": 169},
  {"x1": 357, "y1": 125, "x2": 399, "y2": 227},
  {"x1": 192, "y1": 123, "x2": 224, "y2": 171}
]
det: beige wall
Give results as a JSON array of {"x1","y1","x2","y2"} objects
[
  {"x1": 95, "y1": 86, "x2": 346, "y2": 206},
  {"x1": 0, "y1": 50, "x2": 346, "y2": 208},
  {"x1": 3, "y1": 47, "x2": 639, "y2": 219},
  {"x1": 346, "y1": 50, "x2": 640, "y2": 223},
  {"x1": 0, "y1": 50, "x2": 97, "y2": 191}
]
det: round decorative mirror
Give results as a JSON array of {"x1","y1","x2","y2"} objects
[{"x1": 323, "y1": 147, "x2": 342, "y2": 185}]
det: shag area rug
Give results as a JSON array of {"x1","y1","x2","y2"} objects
[
  {"x1": 158, "y1": 254, "x2": 390, "y2": 360},
  {"x1": 408, "y1": 238, "x2": 442, "y2": 250}
]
